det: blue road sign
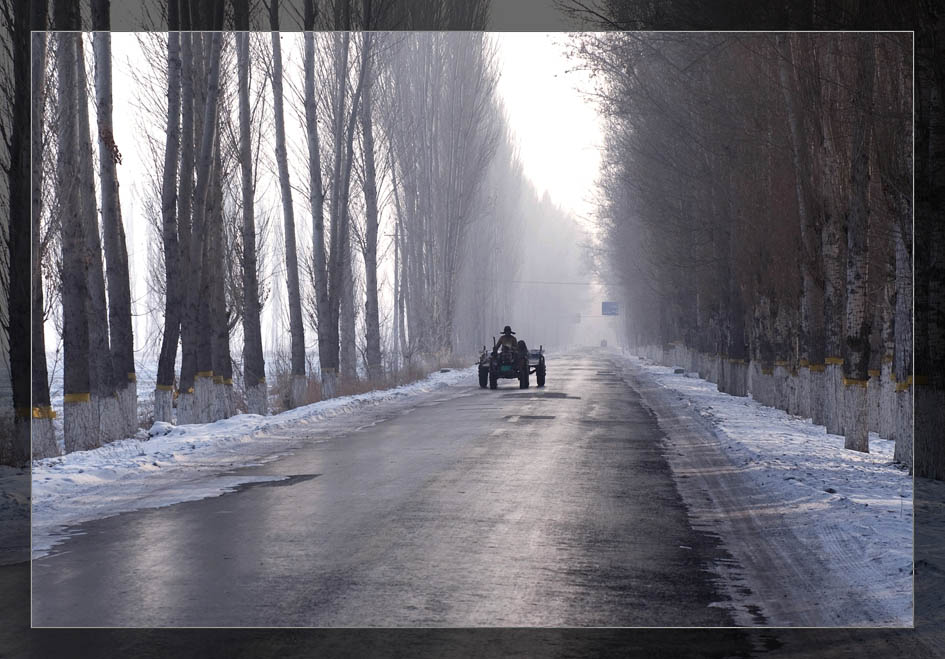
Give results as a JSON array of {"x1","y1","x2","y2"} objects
[{"x1": 602, "y1": 301, "x2": 618, "y2": 316}]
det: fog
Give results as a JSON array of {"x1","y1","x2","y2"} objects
[{"x1": 38, "y1": 31, "x2": 609, "y2": 392}]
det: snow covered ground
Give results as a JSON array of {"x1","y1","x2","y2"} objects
[
  {"x1": 615, "y1": 350, "x2": 913, "y2": 626},
  {"x1": 30, "y1": 366, "x2": 477, "y2": 560}
]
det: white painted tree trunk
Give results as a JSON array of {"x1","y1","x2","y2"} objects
[
  {"x1": 809, "y1": 367, "x2": 826, "y2": 426},
  {"x1": 154, "y1": 389, "x2": 174, "y2": 425},
  {"x1": 893, "y1": 387, "x2": 913, "y2": 467},
  {"x1": 867, "y1": 371, "x2": 881, "y2": 434},
  {"x1": 210, "y1": 379, "x2": 227, "y2": 421},
  {"x1": 93, "y1": 394, "x2": 124, "y2": 443},
  {"x1": 194, "y1": 375, "x2": 213, "y2": 424},
  {"x1": 224, "y1": 383, "x2": 235, "y2": 419},
  {"x1": 797, "y1": 366, "x2": 811, "y2": 419},
  {"x1": 246, "y1": 382, "x2": 268, "y2": 416},
  {"x1": 65, "y1": 400, "x2": 98, "y2": 453},
  {"x1": 879, "y1": 359, "x2": 896, "y2": 441},
  {"x1": 842, "y1": 382, "x2": 869, "y2": 453},
  {"x1": 177, "y1": 392, "x2": 194, "y2": 425},
  {"x1": 825, "y1": 363, "x2": 843, "y2": 435},
  {"x1": 290, "y1": 375, "x2": 307, "y2": 409},
  {"x1": 321, "y1": 369, "x2": 338, "y2": 400},
  {"x1": 31, "y1": 417, "x2": 58, "y2": 459},
  {"x1": 118, "y1": 381, "x2": 137, "y2": 437}
]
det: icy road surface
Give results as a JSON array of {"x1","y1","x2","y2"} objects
[{"x1": 30, "y1": 351, "x2": 911, "y2": 627}]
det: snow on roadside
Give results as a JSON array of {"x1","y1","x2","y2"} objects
[
  {"x1": 617, "y1": 353, "x2": 913, "y2": 625},
  {"x1": 31, "y1": 366, "x2": 477, "y2": 560}
]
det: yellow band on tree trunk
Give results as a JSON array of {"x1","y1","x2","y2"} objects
[
  {"x1": 825, "y1": 356, "x2": 844, "y2": 365},
  {"x1": 64, "y1": 392, "x2": 91, "y2": 403},
  {"x1": 808, "y1": 364, "x2": 826, "y2": 372},
  {"x1": 842, "y1": 377, "x2": 869, "y2": 387},
  {"x1": 17, "y1": 406, "x2": 57, "y2": 419},
  {"x1": 196, "y1": 371, "x2": 213, "y2": 378},
  {"x1": 127, "y1": 372, "x2": 137, "y2": 382},
  {"x1": 156, "y1": 384, "x2": 174, "y2": 391}
]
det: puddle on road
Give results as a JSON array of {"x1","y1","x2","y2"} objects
[{"x1": 227, "y1": 474, "x2": 320, "y2": 493}]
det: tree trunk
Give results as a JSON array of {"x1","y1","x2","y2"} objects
[
  {"x1": 359, "y1": 34, "x2": 382, "y2": 381},
  {"x1": 179, "y1": 24, "x2": 224, "y2": 424},
  {"x1": 77, "y1": 35, "x2": 121, "y2": 444},
  {"x1": 155, "y1": 7, "x2": 182, "y2": 423},
  {"x1": 174, "y1": 27, "x2": 196, "y2": 423},
  {"x1": 238, "y1": 32, "x2": 267, "y2": 415},
  {"x1": 270, "y1": 1, "x2": 307, "y2": 407},
  {"x1": 893, "y1": 220, "x2": 913, "y2": 466},
  {"x1": 304, "y1": 30, "x2": 334, "y2": 399},
  {"x1": 30, "y1": 27, "x2": 56, "y2": 459},
  {"x1": 209, "y1": 135, "x2": 230, "y2": 420},
  {"x1": 94, "y1": 31, "x2": 137, "y2": 438},
  {"x1": 777, "y1": 33, "x2": 822, "y2": 420},
  {"x1": 841, "y1": 34, "x2": 875, "y2": 453},
  {"x1": 7, "y1": 9, "x2": 45, "y2": 462},
  {"x1": 338, "y1": 36, "x2": 370, "y2": 383},
  {"x1": 340, "y1": 209, "x2": 357, "y2": 382},
  {"x1": 57, "y1": 32, "x2": 97, "y2": 453},
  {"x1": 325, "y1": 31, "x2": 351, "y2": 398}
]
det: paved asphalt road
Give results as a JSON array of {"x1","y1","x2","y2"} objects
[{"x1": 31, "y1": 353, "x2": 736, "y2": 628}]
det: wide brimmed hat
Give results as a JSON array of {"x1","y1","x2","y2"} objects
[{"x1": 502, "y1": 325, "x2": 515, "y2": 334}]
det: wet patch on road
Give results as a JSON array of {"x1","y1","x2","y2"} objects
[{"x1": 227, "y1": 474, "x2": 319, "y2": 493}]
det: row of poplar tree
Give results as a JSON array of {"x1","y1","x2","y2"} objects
[
  {"x1": 577, "y1": 32, "x2": 916, "y2": 467},
  {"x1": 18, "y1": 0, "x2": 550, "y2": 461}
]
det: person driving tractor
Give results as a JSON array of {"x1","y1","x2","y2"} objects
[{"x1": 496, "y1": 325, "x2": 518, "y2": 351}]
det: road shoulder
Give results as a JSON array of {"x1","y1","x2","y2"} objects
[{"x1": 614, "y1": 353, "x2": 911, "y2": 627}]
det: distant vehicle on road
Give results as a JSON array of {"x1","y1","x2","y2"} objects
[{"x1": 478, "y1": 326, "x2": 546, "y2": 389}]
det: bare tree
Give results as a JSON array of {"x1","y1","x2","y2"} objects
[
  {"x1": 178, "y1": 13, "x2": 225, "y2": 423},
  {"x1": 57, "y1": 30, "x2": 96, "y2": 453},
  {"x1": 269, "y1": 0, "x2": 307, "y2": 407},
  {"x1": 4, "y1": 0, "x2": 49, "y2": 462},
  {"x1": 358, "y1": 32, "x2": 382, "y2": 380},
  {"x1": 573, "y1": 31, "x2": 911, "y2": 464},
  {"x1": 237, "y1": 30, "x2": 267, "y2": 414},
  {"x1": 30, "y1": 24, "x2": 57, "y2": 459},
  {"x1": 77, "y1": 35, "x2": 122, "y2": 443},
  {"x1": 841, "y1": 33, "x2": 876, "y2": 452},
  {"x1": 154, "y1": 3, "x2": 182, "y2": 422},
  {"x1": 94, "y1": 29, "x2": 137, "y2": 438}
]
